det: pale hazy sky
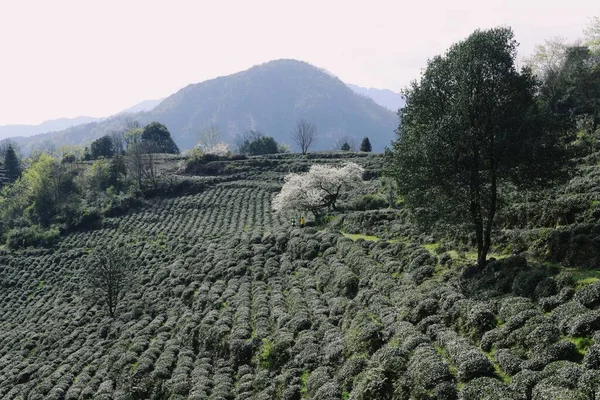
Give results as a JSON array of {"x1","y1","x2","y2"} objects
[{"x1": 0, "y1": 0, "x2": 598, "y2": 125}]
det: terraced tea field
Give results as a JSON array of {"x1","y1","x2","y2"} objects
[{"x1": 1, "y1": 154, "x2": 600, "y2": 399}]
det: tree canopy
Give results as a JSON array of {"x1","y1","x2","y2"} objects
[
  {"x1": 238, "y1": 132, "x2": 279, "y2": 155},
  {"x1": 4, "y1": 144, "x2": 21, "y2": 182},
  {"x1": 90, "y1": 135, "x2": 115, "y2": 159},
  {"x1": 141, "y1": 122, "x2": 180, "y2": 154},
  {"x1": 360, "y1": 137, "x2": 372, "y2": 152},
  {"x1": 385, "y1": 27, "x2": 569, "y2": 268},
  {"x1": 272, "y1": 162, "x2": 364, "y2": 218}
]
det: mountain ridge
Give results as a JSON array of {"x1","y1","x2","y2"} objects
[
  {"x1": 7, "y1": 60, "x2": 399, "y2": 153},
  {"x1": 347, "y1": 83, "x2": 405, "y2": 113},
  {"x1": 0, "y1": 99, "x2": 163, "y2": 141}
]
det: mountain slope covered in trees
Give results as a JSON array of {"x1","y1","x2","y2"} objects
[
  {"x1": 145, "y1": 59, "x2": 398, "y2": 151},
  {"x1": 8, "y1": 60, "x2": 398, "y2": 154}
]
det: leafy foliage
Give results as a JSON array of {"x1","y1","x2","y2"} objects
[
  {"x1": 385, "y1": 27, "x2": 569, "y2": 268},
  {"x1": 360, "y1": 137, "x2": 372, "y2": 152},
  {"x1": 90, "y1": 135, "x2": 115, "y2": 159},
  {"x1": 141, "y1": 122, "x2": 180, "y2": 154},
  {"x1": 238, "y1": 133, "x2": 279, "y2": 155},
  {"x1": 3, "y1": 144, "x2": 20, "y2": 182}
]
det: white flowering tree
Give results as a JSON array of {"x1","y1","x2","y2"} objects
[{"x1": 272, "y1": 162, "x2": 364, "y2": 219}]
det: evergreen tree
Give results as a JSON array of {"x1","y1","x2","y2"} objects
[
  {"x1": 360, "y1": 137, "x2": 372, "y2": 152},
  {"x1": 341, "y1": 142, "x2": 351, "y2": 151},
  {"x1": 4, "y1": 145, "x2": 21, "y2": 182}
]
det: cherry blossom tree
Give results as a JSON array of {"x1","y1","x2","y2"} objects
[{"x1": 272, "y1": 162, "x2": 364, "y2": 219}]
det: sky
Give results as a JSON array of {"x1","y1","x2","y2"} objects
[{"x1": 0, "y1": 0, "x2": 598, "y2": 125}]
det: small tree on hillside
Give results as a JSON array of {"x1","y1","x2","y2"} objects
[
  {"x1": 332, "y1": 135, "x2": 357, "y2": 151},
  {"x1": 385, "y1": 27, "x2": 569, "y2": 269},
  {"x1": 239, "y1": 134, "x2": 279, "y2": 155},
  {"x1": 4, "y1": 144, "x2": 21, "y2": 182},
  {"x1": 272, "y1": 162, "x2": 364, "y2": 219},
  {"x1": 197, "y1": 124, "x2": 222, "y2": 152},
  {"x1": 360, "y1": 137, "x2": 372, "y2": 152},
  {"x1": 87, "y1": 247, "x2": 134, "y2": 317},
  {"x1": 90, "y1": 135, "x2": 115, "y2": 159},
  {"x1": 125, "y1": 128, "x2": 160, "y2": 190},
  {"x1": 141, "y1": 122, "x2": 180, "y2": 154},
  {"x1": 292, "y1": 120, "x2": 318, "y2": 154}
]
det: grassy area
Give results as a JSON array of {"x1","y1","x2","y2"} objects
[
  {"x1": 342, "y1": 233, "x2": 381, "y2": 241},
  {"x1": 422, "y1": 242, "x2": 505, "y2": 262},
  {"x1": 566, "y1": 268, "x2": 600, "y2": 287},
  {"x1": 568, "y1": 336, "x2": 593, "y2": 357}
]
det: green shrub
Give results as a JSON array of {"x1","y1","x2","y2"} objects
[
  {"x1": 6, "y1": 225, "x2": 60, "y2": 249},
  {"x1": 352, "y1": 194, "x2": 388, "y2": 211}
]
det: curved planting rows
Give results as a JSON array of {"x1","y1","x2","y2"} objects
[{"x1": 1, "y1": 167, "x2": 600, "y2": 399}]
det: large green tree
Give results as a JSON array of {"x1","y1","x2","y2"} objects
[
  {"x1": 238, "y1": 132, "x2": 279, "y2": 155},
  {"x1": 90, "y1": 135, "x2": 115, "y2": 159},
  {"x1": 385, "y1": 27, "x2": 569, "y2": 269},
  {"x1": 141, "y1": 122, "x2": 180, "y2": 154}
]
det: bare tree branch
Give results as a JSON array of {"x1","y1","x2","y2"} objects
[{"x1": 292, "y1": 120, "x2": 318, "y2": 154}]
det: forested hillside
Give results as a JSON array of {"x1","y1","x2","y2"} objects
[{"x1": 8, "y1": 60, "x2": 398, "y2": 155}]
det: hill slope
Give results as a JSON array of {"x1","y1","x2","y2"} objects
[
  {"x1": 0, "y1": 99, "x2": 162, "y2": 144},
  {"x1": 9, "y1": 60, "x2": 399, "y2": 153},
  {"x1": 1, "y1": 152, "x2": 599, "y2": 399},
  {"x1": 117, "y1": 98, "x2": 163, "y2": 115},
  {"x1": 0, "y1": 116, "x2": 101, "y2": 140},
  {"x1": 150, "y1": 60, "x2": 398, "y2": 151},
  {"x1": 347, "y1": 83, "x2": 405, "y2": 112}
]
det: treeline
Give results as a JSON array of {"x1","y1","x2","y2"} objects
[{"x1": 0, "y1": 121, "x2": 180, "y2": 248}]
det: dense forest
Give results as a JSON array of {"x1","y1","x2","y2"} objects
[{"x1": 0, "y1": 19, "x2": 599, "y2": 400}]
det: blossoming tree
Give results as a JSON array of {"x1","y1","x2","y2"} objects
[{"x1": 272, "y1": 162, "x2": 364, "y2": 219}]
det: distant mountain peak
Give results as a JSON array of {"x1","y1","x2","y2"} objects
[
  {"x1": 347, "y1": 83, "x2": 405, "y2": 113},
  {"x1": 8, "y1": 60, "x2": 399, "y2": 153}
]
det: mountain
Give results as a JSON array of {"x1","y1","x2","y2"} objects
[
  {"x1": 0, "y1": 99, "x2": 162, "y2": 142},
  {"x1": 9, "y1": 60, "x2": 399, "y2": 153},
  {"x1": 0, "y1": 116, "x2": 101, "y2": 140},
  {"x1": 117, "y1": 98, "x2": 163, "y2": 115},
  {"x1": 347, "y1": 83, "x2": 405, "y2": 113},
  {"x1": 147, "y1": 59, "x2": 398, "y2": 151}
]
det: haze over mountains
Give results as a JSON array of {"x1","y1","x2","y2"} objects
[
  {"x1": 0, "y1": 116, "x2": 101, "y2": 141},
  {"x1": 347, "y1": 84, "x2": 405, "y2": 113},
  {"x1": 4, "y1": 60, "x2": 400, "y2": 153},
  {"x1": 0, "y1": 99, "x2": 163, "y2": 141}
]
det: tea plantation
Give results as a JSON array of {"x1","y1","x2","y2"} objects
[{"x1": 0, "y1": 152, "x2": 599, "y2": 400}]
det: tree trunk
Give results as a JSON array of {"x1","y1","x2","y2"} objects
[
  {"x1": 469, "y1": 147, "x2": 485, "y2": 269},
  {"x1": 480, "y1": 161, "x2": 498, "y2": 269}
]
